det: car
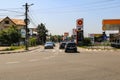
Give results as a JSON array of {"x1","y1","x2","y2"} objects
[
  {"x1": 59, "y1": 42, "x2": 66, "y2": 49},
  {"x1": 44, "y1": 42, "x2": 54, "y2": 49},
  {"x1": 52, "y1": 42, "x2": 55, "y2": 47},
  {"x1": 65, "y1": 42, "x2": 77, "y2": 52}
]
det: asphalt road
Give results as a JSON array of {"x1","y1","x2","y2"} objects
[{"x1": 0, "y1": 45, "x2": 120, "y2": 80}]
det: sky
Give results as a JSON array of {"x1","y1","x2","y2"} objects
[{"x1": 0, "y1": 0, "x2": 120, "y2": 36}]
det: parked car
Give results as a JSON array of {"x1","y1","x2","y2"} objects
[
  {"x1": 59, "y1": 42, "x2": 66, "y2": 49},
  {"x1": 44, "y1": 42, "x2": 54, "y2": 49},
  {"x1": 65, "y1": 42, "x2": 77, "y2": 52},
  {"x1": 52, "y1": 42, "x2": 55, "y2": 47}
]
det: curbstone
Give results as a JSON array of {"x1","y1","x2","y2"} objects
[{"x1": 0, "y1": 46, "x2": 41, "y2": 55}]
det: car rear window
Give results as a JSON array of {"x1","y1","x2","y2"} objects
[{"x1": 67, "y1": 43, "x2": 76, "y2": 47}]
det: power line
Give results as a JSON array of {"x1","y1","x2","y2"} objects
[
  {"x1": 33, "y1": 0, "x2": 117, "y2": 11},
  {"x1": 0, "y1": 8, "x2": 24, "y2": 18},
  {"x1": 31, "y1": 0, "x2": 120, "y2": 14},
  {"x1": 28, "y1": 11, "x2": 39, "y2": 26},
  {"x1": 28, "y1": 14, "x2": 37, "y2": 27},
  {"x1": 0, "y1": 9, "x2": 24, "y2": 14},
  {"x1": 32, "y1": 3, "x2": 120, "y2": 15}
]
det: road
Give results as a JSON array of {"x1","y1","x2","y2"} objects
[{"x1": 0, "y1": 44, "x2": 120, "y2": 80}]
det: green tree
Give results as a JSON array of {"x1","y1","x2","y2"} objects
[
  {"x1": 49, "y1": 35, "x2": 63, "y2": 42},
  {"x1": 83, "y1": 37, "x2": 92, "y2": 46},
  {"x1": 29, "y1": 37, "x2": 37, "y2": 46},
  {"x1": 7, "y1": 26, "x2": 21, "y2": 45},
  {"x1": 0, "y1": 30, "x2": 9, "y2": 45},
  {"x1": 37, "y1": 23, "x2": 48, "y2": 44},
  {"x1": 0, "y1": 25, "x2": 21, "y2": 46}
]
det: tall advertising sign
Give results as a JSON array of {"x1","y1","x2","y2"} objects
[
  {"x1": 76, "y1": 18, "x2": 83, "y2": 30},
  {"x1": 76, "y1": 18, "x2": 84, "y2": 46},
  {"x1": 63, "y1": 32, "x2": 69, "y2": 41}
]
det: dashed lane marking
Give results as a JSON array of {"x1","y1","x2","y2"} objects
[
  {"x1": 5, "y1": 61, "x2": 20, "y2": 64},
  {"x1": 29, "y1": 59, "x2": 40, "y2": 62},
  {"x1": 44, "y1": 56, "x2": 55, "y2": 60}
]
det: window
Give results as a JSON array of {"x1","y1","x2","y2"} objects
[{"x1": 4, "y1": 20, "x2": 9, "y2": 24}]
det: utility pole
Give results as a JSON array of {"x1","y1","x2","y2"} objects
[{"x1": 23, "y1": 3, "x2": 33, "y2": 50}]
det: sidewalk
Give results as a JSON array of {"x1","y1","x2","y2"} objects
[
  {"x1": 78, "y1": 46, "x2": 120, "y2": 52},
  {"x1": 0, "y1": 45, "x2": 41, "y2": 54}
]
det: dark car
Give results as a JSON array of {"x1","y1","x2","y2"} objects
[
  {"x1": 65, "y1": 42, "x2": 77, "y2": 52},
  {"x1": 59, "y1": 42, "x2": 66, "y2": 49},
  {"x1": 44, "y1": 42, "x2": 54, "y2": 49}
]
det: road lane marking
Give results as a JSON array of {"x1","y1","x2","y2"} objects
[
  {"x1": 29, "y1": 59, "x2": 39, "y2": 62},
  {"x1": 44, "y1": 56, "x2": 55, "y2": 60},
  {"x1": 6, "y1": 61, "x2": 20, "y2": 64}
]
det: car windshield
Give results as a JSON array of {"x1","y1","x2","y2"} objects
[
  {"x1": 61, "y1": 43, "x2": 66, "y2": 45},
  {"x1": 46, "y1": 42, "x2": 53, "y2": 44},
  {"x1": 67, "y1": 43, "x2": 76, "y2": 47}
]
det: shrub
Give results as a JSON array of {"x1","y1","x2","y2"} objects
[
  {"x1": 3, "y1": 46, "x2": 24, "y2": 51},
  {"x1": 83, "y1": 37, "x2": 92, "y2": 46},
  {"x1": 29, "y1": 38, "x2": 37, "y2": 46}
]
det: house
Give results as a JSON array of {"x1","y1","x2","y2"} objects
[
  {"x1": 29, "y1": 28, "x2": 38, "y2": 36},
  {"x1": 0, "y1": 17, "x2": 26, "y2": 45},
  {"x1": 0, "y1": 16, "x2": 25, "y2": 31},
  {"x1": 0, "y1": 17, "x2": 38, "y2": 37}
]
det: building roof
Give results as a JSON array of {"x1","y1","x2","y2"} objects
[
  {"x1": 11, "y1": 19, "x2": 25, "y2": 26},
  {"x1": 103, "y1": 19, "x2": 120, "y2": 25},
  {"x1": 0, "y1": 17, "x2": 25, "y2": 26}
]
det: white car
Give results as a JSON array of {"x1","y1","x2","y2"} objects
[{"x1": 44, "y1": 42, "x2": 54, "y2": 49}]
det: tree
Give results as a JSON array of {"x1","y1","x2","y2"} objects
[
  {"x1": 0, "y1": 25, "x2": 21, "y2": 46},
  {"x1": 37, "y1": 23, "x2": 48, "y2": 44},
  {"x1": 29, "y1": 37, "x2": 37, "y2": 46},
  {"x1": 8, "y1": 26, "x2": 21, "y2": 45},
  {"x1": 83, "y1": 37, "x2": 92, "y2": 46},
  {"x1": 0, "y1": 30, "x2": 9, "y2": 45}
]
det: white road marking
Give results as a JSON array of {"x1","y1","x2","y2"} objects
[
  {"x1": 44, "y1": 56, "x2": 55, "y2": 60},
  {"x1": 29, "y1": 59, "x2": 39, "y2": 62},
  {"x1": 6, "y1": 61, "x2": 20, "y2": 64}
]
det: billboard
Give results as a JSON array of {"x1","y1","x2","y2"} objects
[
  {"x1": 21, "y1": 29, "x2": 26, "y2": 38},
  {"x1": 102, "y1": 19, "x2": 120, "y2": 31},
  {"x1": 72, "y1": 28, "x2": 77, "y2": 35},
  {"x1": 76, "y1": 18, "x2": 83, "y2": 30}
]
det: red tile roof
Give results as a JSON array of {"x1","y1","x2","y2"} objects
[
  {"x1": 11, "y1": 19, "x2": 25, "y2": 26},
  {"x1": 0, "y1": 17, "x2": 25, "y2": 26}
]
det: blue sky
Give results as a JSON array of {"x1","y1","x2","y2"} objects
[{"x1": 0, "y1": 0, "x2": 120, "y2": 36}]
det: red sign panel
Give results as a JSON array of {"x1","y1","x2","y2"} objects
[{"x1": 76, "y1": 18, "x2": 83, "y2": 28}]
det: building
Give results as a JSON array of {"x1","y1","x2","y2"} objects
[
  {"x1": 29, "y1": 28, "x2": 38, "y2": 37},
  {"x1": 0, "y1": 17, "x2": 26, "y2": 45},
  {"x1": 102, "y1": 19, "x2": 120, "y2": 48},
  {"x1": 0, "y1": 16, "x2": 25, "y2": 31}
]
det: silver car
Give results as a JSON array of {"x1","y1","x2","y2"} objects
[{"x1": 44, "y1": 42, "x2": 54, "y2": 49}]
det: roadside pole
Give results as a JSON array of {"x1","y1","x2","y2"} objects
[{"x1": 23, "y1": 3, "x2": 33, "y2": 50}]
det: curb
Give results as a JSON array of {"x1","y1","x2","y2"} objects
[{"x1": 0, "y1": 46, "x2": 41, "y2": 54}]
